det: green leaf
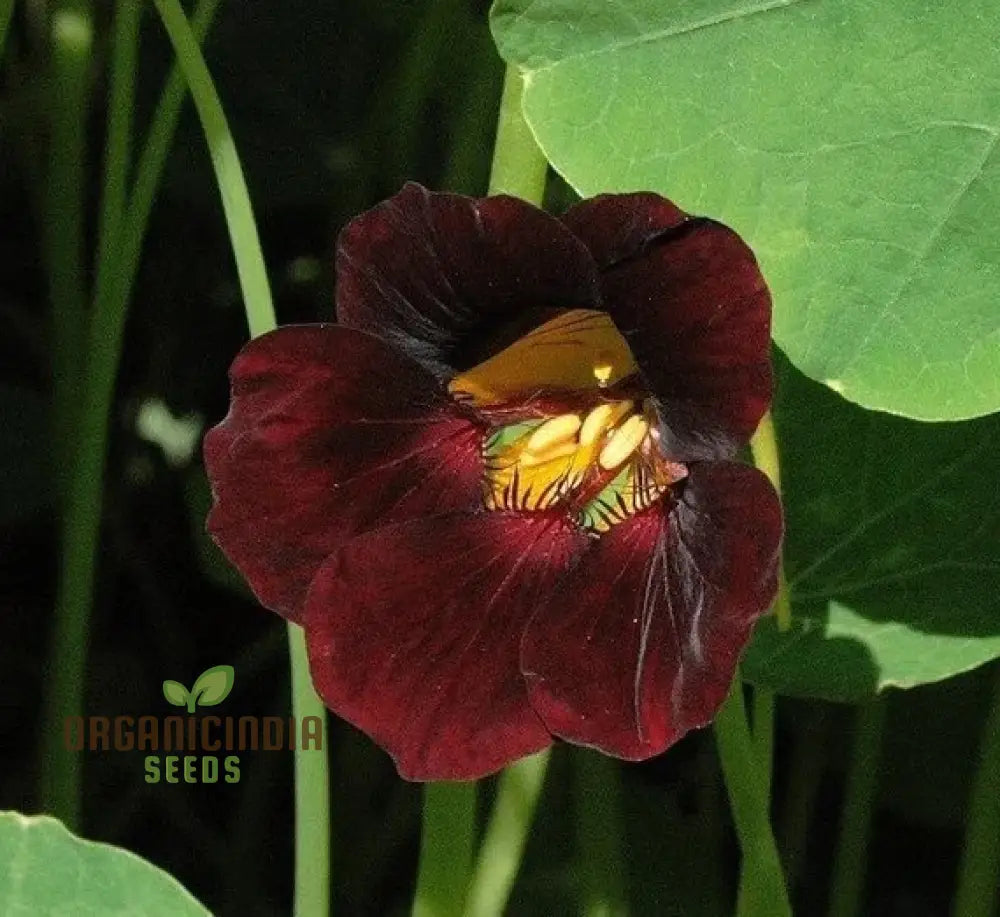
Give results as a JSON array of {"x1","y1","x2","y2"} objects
[
  {"x1": 491, "y1": 0, "x2": 1000, "y2": 420},
  {"x1": 0, "y1": 812, "x2": 211, "y2": 916},
  {"x1": 742, "y1": 355, "x2": 1000, "y2": 700},
  {"x1": 161, "y1": 679, "x2": 189, "y2": 708},
  {"x1": 191, "y1": 664, "x2": 235, "y2": 707}
]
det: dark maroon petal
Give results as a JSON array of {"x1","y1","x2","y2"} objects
[
  {"x1": 304, "y1": 513, "x2": 587, "y2": 780},
  {"x1": 562, "y1": 194, "x2": 772, "y2": 460},
  {"x1": 204, "y1": 324, "x2": 483, "y2": 623},
  {"x1": 336, "y1": 183, "x2": 601, "y2": 376},
  {"x1": 522, "y1": 463, "x2": 782, "y2": 760}
]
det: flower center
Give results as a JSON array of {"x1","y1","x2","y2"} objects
[{"x1": 449, "y1": 309, "x2": 687, "y2": 535}]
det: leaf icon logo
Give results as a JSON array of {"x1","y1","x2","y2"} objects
[{"x1": 162, "y1": 665, "x2": 235, "y2": 713}]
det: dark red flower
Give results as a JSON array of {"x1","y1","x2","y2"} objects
[{"x1": 204, "y1": 183, "x2": 782, "y2": 780}]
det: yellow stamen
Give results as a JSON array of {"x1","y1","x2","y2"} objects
[
  {"x1": 520, "y1": 441, "x2": 578, "y2": 467},
  {"x1": 525, "y1": 413, "x2": 581, "y2": 454},
  {"x1": 579, "y1": 400, "x2": 632, "y2": 446},
  {"x1": 598, "y1": 416, "x2": 649, "y2": 470}
]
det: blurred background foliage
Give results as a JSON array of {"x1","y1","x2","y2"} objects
[{"x1": 0, "y1": 1, "x2": 997, "y2": 915}]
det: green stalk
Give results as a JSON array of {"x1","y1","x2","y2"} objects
[
  {"x1": 750, "y1": 411, "x2": 791, "y2": 633},
  {"x1": 465, "y1": 750, "x2": 551, "y2": 917},
  {"x1": 149, "y1": 5, "x2": 330, "y2": 917},
  {"x1": 828, "y1": 699, "x2": 886, "y2": 917},
  {"x1": 953, "y1": 665, "x2": 1000, "y2": 917},
  {"x1": 151, "y1": 0, "x2": 273, "y2": 335},
  {"x1": 411, "y1": 783, "x2": 477, "y2": 917},
  {"x1": 36, "y1": 0, "x2": 93, "y2": 829},
  {"x1": 575, "y1": 750, "x2": 628, "y2": 917},
  {"x1": 45, "y1": 0, "x2": 92, "y2": 478},
  {"x1": 288, "y1": 625, "x2": 332, "y2": 917},
  {"x1": 92, "y1": 0, "x2": 141, "y2": 301},
  {"x1": 37, "y1": 0, "x2": 219, "y2": 831},
  {"x1": 487, "y1": 65, "x2": 546, "y2": 199},
  {"x1": 714, "y1": 676, "x2": 791, "y2": 917}
]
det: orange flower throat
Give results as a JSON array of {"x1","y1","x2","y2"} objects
[{"x1": 449, "y1": 310, "x2": 687, "y2": 534}]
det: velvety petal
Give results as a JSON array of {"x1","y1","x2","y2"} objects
[
  {"x1": 336, "y1": 182, "x2": 601, "y2": 376},
  {"x1": 562, "y1": 194, "x2": 772, "y2": 460},
  {"x1": 204, "y1": 324, "x2": 484, "y2": 623},
  {"x1": 522, "y1": 463, "x2": 782, "y2": 760},
  {"x1": 304, "y1": 513, "x2": 587, "y2": 780}
]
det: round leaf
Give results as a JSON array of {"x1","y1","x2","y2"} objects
[
  {"x1": 742, "y1": 355, "x2": 1000, "y2": 700},
  {"x1": 491, "y1": 0, "x2": 1000, "y2": 420},
  {"x1": 0, "y1": 812, "x2": 211, "y2": 916}
]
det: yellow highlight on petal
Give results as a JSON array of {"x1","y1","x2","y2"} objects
[
  {"x1": 598, "y1": 416, "x2": 649, "y2": 471},
  {"x1": 525, "y1": 414, "x2": 581, "y2": 454},
  {"x1": 449, "y1": 309, "x2": 637, "y2": 406}
]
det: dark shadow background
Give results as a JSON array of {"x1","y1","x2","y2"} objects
[{"x1": 0, "y1": 1, "x2": 996, "y2": 915}]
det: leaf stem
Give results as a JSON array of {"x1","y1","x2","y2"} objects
[
  {"x1": 411, "y1": 782, "x2": 477, "y2": 917},
  {"x1": 465, "y1": 750, "x2": 551, "y2": 917},
  {"x1": 149, "y1": 6, "x2": 330, "y2": 916},
  {"x1": 828, "y1": 699, "x2": 886, "y2": 917},
  {"x1": 714, "y1": 675, "x2": 791, "y2": 917},
  {"x1": 288, "y1": 625, "x2": 331, "y2": 917},
  {"x1": 953, "y1": 666, "x2": 1000, "y2": 917},
  {"x1": 36, "y1": 0, "x2": 93, "y2": 829},
  {"x1": 488, "y1": 65, "x2": 547, "y2": 200},
  {"x1": 37, "y1": 0, "x2": 220, "y2": 831},
  {"x1": 151, "y1": 0, "x2": 274, "y2": 335},
  {"x1": 750, "y1": 410, "x2": 791, "y2": 632},
  {"x1": 45, "y1": 0, "x2": 92, "y2": 478},
  {"x1": 575, "y1": 750, "x2": 628, "y2": 917}
]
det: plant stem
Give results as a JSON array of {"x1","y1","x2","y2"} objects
[
  {"x1": 288, "y1": 625, "x2": 331, "y2": 917},
  {"x1": 37, "y1": 0, "x2": 219, "y2": 831},
  {"x1": 465, "y1": 750, "x2": 551, "y2": 917},
  {"x1": 750, "y1": 410, "x2": 791, "y2": 632},
  {"x1": 954, "y1": 666, "x2": 1000, "y2": 917},
  {"x1": 487, "y1": 65, "x2": 547, "y2": 200},
  {"x1": 150, "y1": 6, "x2": 330, "y2": 916},
  {"x1": 575, "y1": 750, "x2": 628, "y2": 917},
  {"x1": 828, "y1": 699, "x2": 886, "y2": 917},
  {"x1": 45, "y1": 0, "x2": 92, "y2": 480},
  {"x1": 151, "y1": 0, "x2": 274, "y2": 335},
  {"x1": 92, "y1": 0, "x2": 141, "y2": 302},
  {"x1": 411, "y1": 783, "x2": 477, "y2": 917},
  {"x1": 714, "y1": 676, "x2": 791, "y2": 917},
  {"x1": 36, "y1": 0, "x2": 92, "y2": 829}
]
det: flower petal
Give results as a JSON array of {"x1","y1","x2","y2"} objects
[
  {"x1": 336, "y1": 183, "x2": 601, "y2": 376},
  {"x1": 203, "y1": 324, "x2": 483, "y2": 622},
  {"x1": 521, "y1": 463, "x2": 782, "y2": 760},
  {"x1": 304, "y1": 513, "x2": 587, "y2": 780},
  {"x1": 562, "y1": 194, "x2": 773, "y2": 459}
]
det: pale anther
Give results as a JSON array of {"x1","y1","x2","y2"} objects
[
  {"x1": 598, "y1": 416, "x2": 649, "y2": 470},
  {"x1": 525, "y1": 414, "x2": 581, "y2": 454},
  {"x1": 579, "y1": 400, "x2": 632, "y2": 446},
  {"x1": 520, "y1": 441, "x2": 577, "y2": 467}
]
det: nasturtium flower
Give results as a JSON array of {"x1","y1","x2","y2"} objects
[{"x1": 204, "y1": 183, "x2": 782, "y2": 780}]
